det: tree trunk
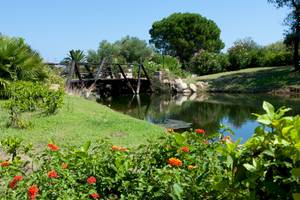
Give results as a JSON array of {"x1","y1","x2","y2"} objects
[{"x1": 294, "y1": 9, "x2": 300, "y2": 71}]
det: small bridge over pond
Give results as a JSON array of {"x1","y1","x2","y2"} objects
[{"x1": 47, "y1": 54, "x2": 152, "y2": 96}]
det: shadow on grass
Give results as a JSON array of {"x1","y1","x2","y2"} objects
[{"x1": 208, "y1": 66, "x2": 300, "y2": 92}]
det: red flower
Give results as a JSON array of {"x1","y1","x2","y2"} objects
[
  {"x1": 168, "y1": 158, "x2": 183, "y2": 167},
  {"x1": 87, "y1": 176, "x2": 97, "y2": 184},
  {"x1": 181, "y1": 146, "x2": 190, "y2": 153},
  {"x1": 8, "y1": 175, "x2": 23, "y2": 189},
  {"x1": 28, "y1": 185, "x2": 39, "y2": 200},
  {"x1": 195, "y1": 129, "x2": 205, "y2": 134},
  {"x1": 0, "y1": 161, "x2": 9, "y2": 167},
  {"x1": 48, "y1": 143, "x2": 59, "y2": 151},
  {"x1": 90, "y1": 193, "x2": 100, "y2": 199},
  {"x1": 48, "y1": 170, "x2": 58, "y2": 178}
]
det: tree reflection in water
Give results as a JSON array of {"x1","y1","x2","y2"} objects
[{"x1": 96, "y1": 93, "x2": 300, "y2": 140}]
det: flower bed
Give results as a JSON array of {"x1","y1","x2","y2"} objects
[{"x1": 0, "y1": 102, "x2": 299, "y2": 199}]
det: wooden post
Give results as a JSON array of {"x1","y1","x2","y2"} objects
[
  {"x1": 66, "y1": 60, "x2": 75, "y2": 89},
  {"x1": 70, "y1": 51, "x2": 83, "y2": 86},
  {"x1": 140, "y1": 64, "x2": 153, "y2": 92},
  {"x1": 136, "y1": 64, "x2": 142, "y2": 94},
  {"x1": 117, "y1": 64, "x2": 136, "y2": 94}
]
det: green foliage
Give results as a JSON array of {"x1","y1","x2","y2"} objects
[
  {"x1": 143, "y1": 54, "x2": 188, "y2": 78},
  {"x1": 87, "y1": 40, "x2": 120, "y2": 63},
  {"x1": 63, "y1": 49, "x2": 86, "y2": 63},
  {"x1": 116, "y1": 36, "x2": 153, "y2": 63},
  {"x1": 0, "y1": 102, "x2": 298, "y2": 199},
  {"x1": 227, "y1": 38, "x2": 264, "y2": 70},
  {"x1": 149, "y1": 12, "x2": 224, "y2": 63},
  {"x1": 3, "y1": 81, "x2": 64, "y2": 128},
  {"x1": 263, "y1": 41, "x2": 293, "y2": 66},
  {"x1": 0, "y1": 35, "x2": 47, "y2": 82},
  {"x1": 87, "y1": 36, "x2": 153, "y2": 64},
  {"x1": 188, "y1": 51, "x2": 230, "y2": 75}
]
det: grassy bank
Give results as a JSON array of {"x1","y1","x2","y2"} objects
[
  {"x1": 0, "y1": 95, "x2": 164, "y2": 149},
  {"x1": 187, "y1": 66, "x2": 300, "y2": 93}
]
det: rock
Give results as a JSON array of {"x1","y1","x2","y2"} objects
[
  {"x1": 183, "y1": 89, "x2": 192, "y2": 95},
  {"x1": 189, "y1": 83, "x2": 197, "y2": 93},
  {"x1": 189, "y1": 93, "x2": 197, "y2": 101},
  {"x1": 196, "y1": 81, "x2": 209, "y2": 90},
  {"x1": 174, "y1": 95, "x2": 188, "y2": 105},
  {"x1": 174, "y1": 78, "x2": 188, "y2": 91},
  {"x1": 162, "y1": 79, "x2": 170, "y2": 84}
]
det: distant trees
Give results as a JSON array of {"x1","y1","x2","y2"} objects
[
  {"x1": 268, "y1": 0, "x2": 300, "y2": 71},
  {"x1": 87, "y1": 36, "x2": 153, "y2": 64},
  {"x1": 149, "y1": 13, "x2": 224, "y2": 65},
  {"x1": 227, "y1": 38, "x2": 264, "y2": 70}
]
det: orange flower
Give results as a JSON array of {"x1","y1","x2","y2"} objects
[
  {"x1": 87, "y1": 176, "x2": 97, "y2": 184},
  {"x1": 48, "y1": 170, "x2": 58, "y2": 178},
  {"x1": 90, "y1": 193, "x2": 100, "y2": 199},
  {"x1": 168, "y1": 158, "x2": 183, "y2": 167},
  {"x1": 48, "y1": 143, "x2": 59, "y2": 151},
  {"x1": 28, "y1": 185, "x2": 39, "y2": 200},
  {"x1": 188, "y1": 165, "x2": 197, "y2": 170},
  {"x1": 203, "y1": 140, "x2": 209, "y2": 145},
  {"x1": 195, "y1": 129, "x2": 205, "y2": 134},
  {"x1": 222, "y1": 136, "x2": 232, "y2": 143},
  {"x1": 181, "y1": 146, "x2": 190, "y2": 153},
  {"x1": 8, "y1": 175, "x2": 23, "y2": 189},
  {"x1": 166, "y1": 128, "x2": 174, "y2": 133},
  {"x1": 0, "y1": 161, "x2": 9, "y2": 167},
  {"x1": 61, "y1": 163, "x2": 68, "y2": 169},
  {"x1": 111, "y1": 145, "x2": 128, "y2": 152}
]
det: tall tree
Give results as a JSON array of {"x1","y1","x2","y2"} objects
[
  {"x1": 149, "y1": 13, "x2": 224, "y2": 66},
  {"x1": 116, "y1": 36, "x2": 153, "y2": 63},
  {"x1": 62, "y1": 49, "x2": 86, "y2": 63},
  {"x1": 268, "y1": 0, "x2": 300, "y2": 70}
]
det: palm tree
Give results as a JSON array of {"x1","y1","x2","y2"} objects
[
  {"x1": 0, "y1": 35, "x2": 47, "y2": 82},
  {"x1": 62, "y1": 49, "x2": 86, "y2": 64}
]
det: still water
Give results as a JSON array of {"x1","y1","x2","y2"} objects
[{"x1": 96, "y1": 93, "x2": 300, "y2": 142}]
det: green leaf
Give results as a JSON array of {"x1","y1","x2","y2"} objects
[
  {"x1": 291, "y1": 168, "x2": 300, "y2": 178},
  {"x1": 243, "y1": 163, "x2": 256, "y2": 173},
  {"x1": 257, "y1": 114, "x2": 271, "y2": 125},
  {"x1": 81, "y1": 141, "x2": 91, "y2": 152},
  {"x1": 293, "y1": 193, "x2": 300, "y2": 200},
  {"x1": 174, "y1": 134, "x2": 185, "y2": 146},
  {"x1": 263, "y1": 101, "x2": 274, "y2": 115},
  {"x1": 172, "y1": 183, "x2": 183, "y2": 200}
]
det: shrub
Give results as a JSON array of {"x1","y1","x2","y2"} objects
[
  {"x1": 0, "y1": 102, "x2": 298, "y2": 199},
  {"x1": 3, "y1": 81, "x2": 64, "y2": 128},
  {"x1": 188, "y1": 51, "x2": 230, "y2": 75},
  {"x1": 262, "y1": 41, "x2": 293, "y2": 66},
  {"x1": 227, "y1": 38, "x2": 264, "y2": 70}
]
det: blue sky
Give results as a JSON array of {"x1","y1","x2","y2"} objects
[{"x1": 0, "y1": 0, "x2": 290, "y2": 62}]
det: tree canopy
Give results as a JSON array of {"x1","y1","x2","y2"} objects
[
  {"x1": 149, "y1": 13, "x2": 224, "y2": 64},
  {"x1": 268, "y1": 0, "x2": 300, "y2": 70},
  {"x1": 87, "y1": 36, "x2": 153, "y2": 64}
]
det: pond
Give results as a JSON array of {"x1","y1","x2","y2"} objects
[{"x1": 96, "y1": 93, "x2": 300, "y2": 142}]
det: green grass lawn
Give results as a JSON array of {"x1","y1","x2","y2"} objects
[
  {"x1": 186, "y1": 66, "x2": 300, "y2": 93},
  {"x1": 0, "y1": 95, "x2": 164, "y2": 149}
]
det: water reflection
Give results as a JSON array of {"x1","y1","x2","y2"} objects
[{"x1": 96, "y1": 93, "x2": 300, "y2": 141}]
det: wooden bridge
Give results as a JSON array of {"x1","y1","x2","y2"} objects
[{"x1": 49, "y1": 54, "x2": 153, "y2": 96}]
